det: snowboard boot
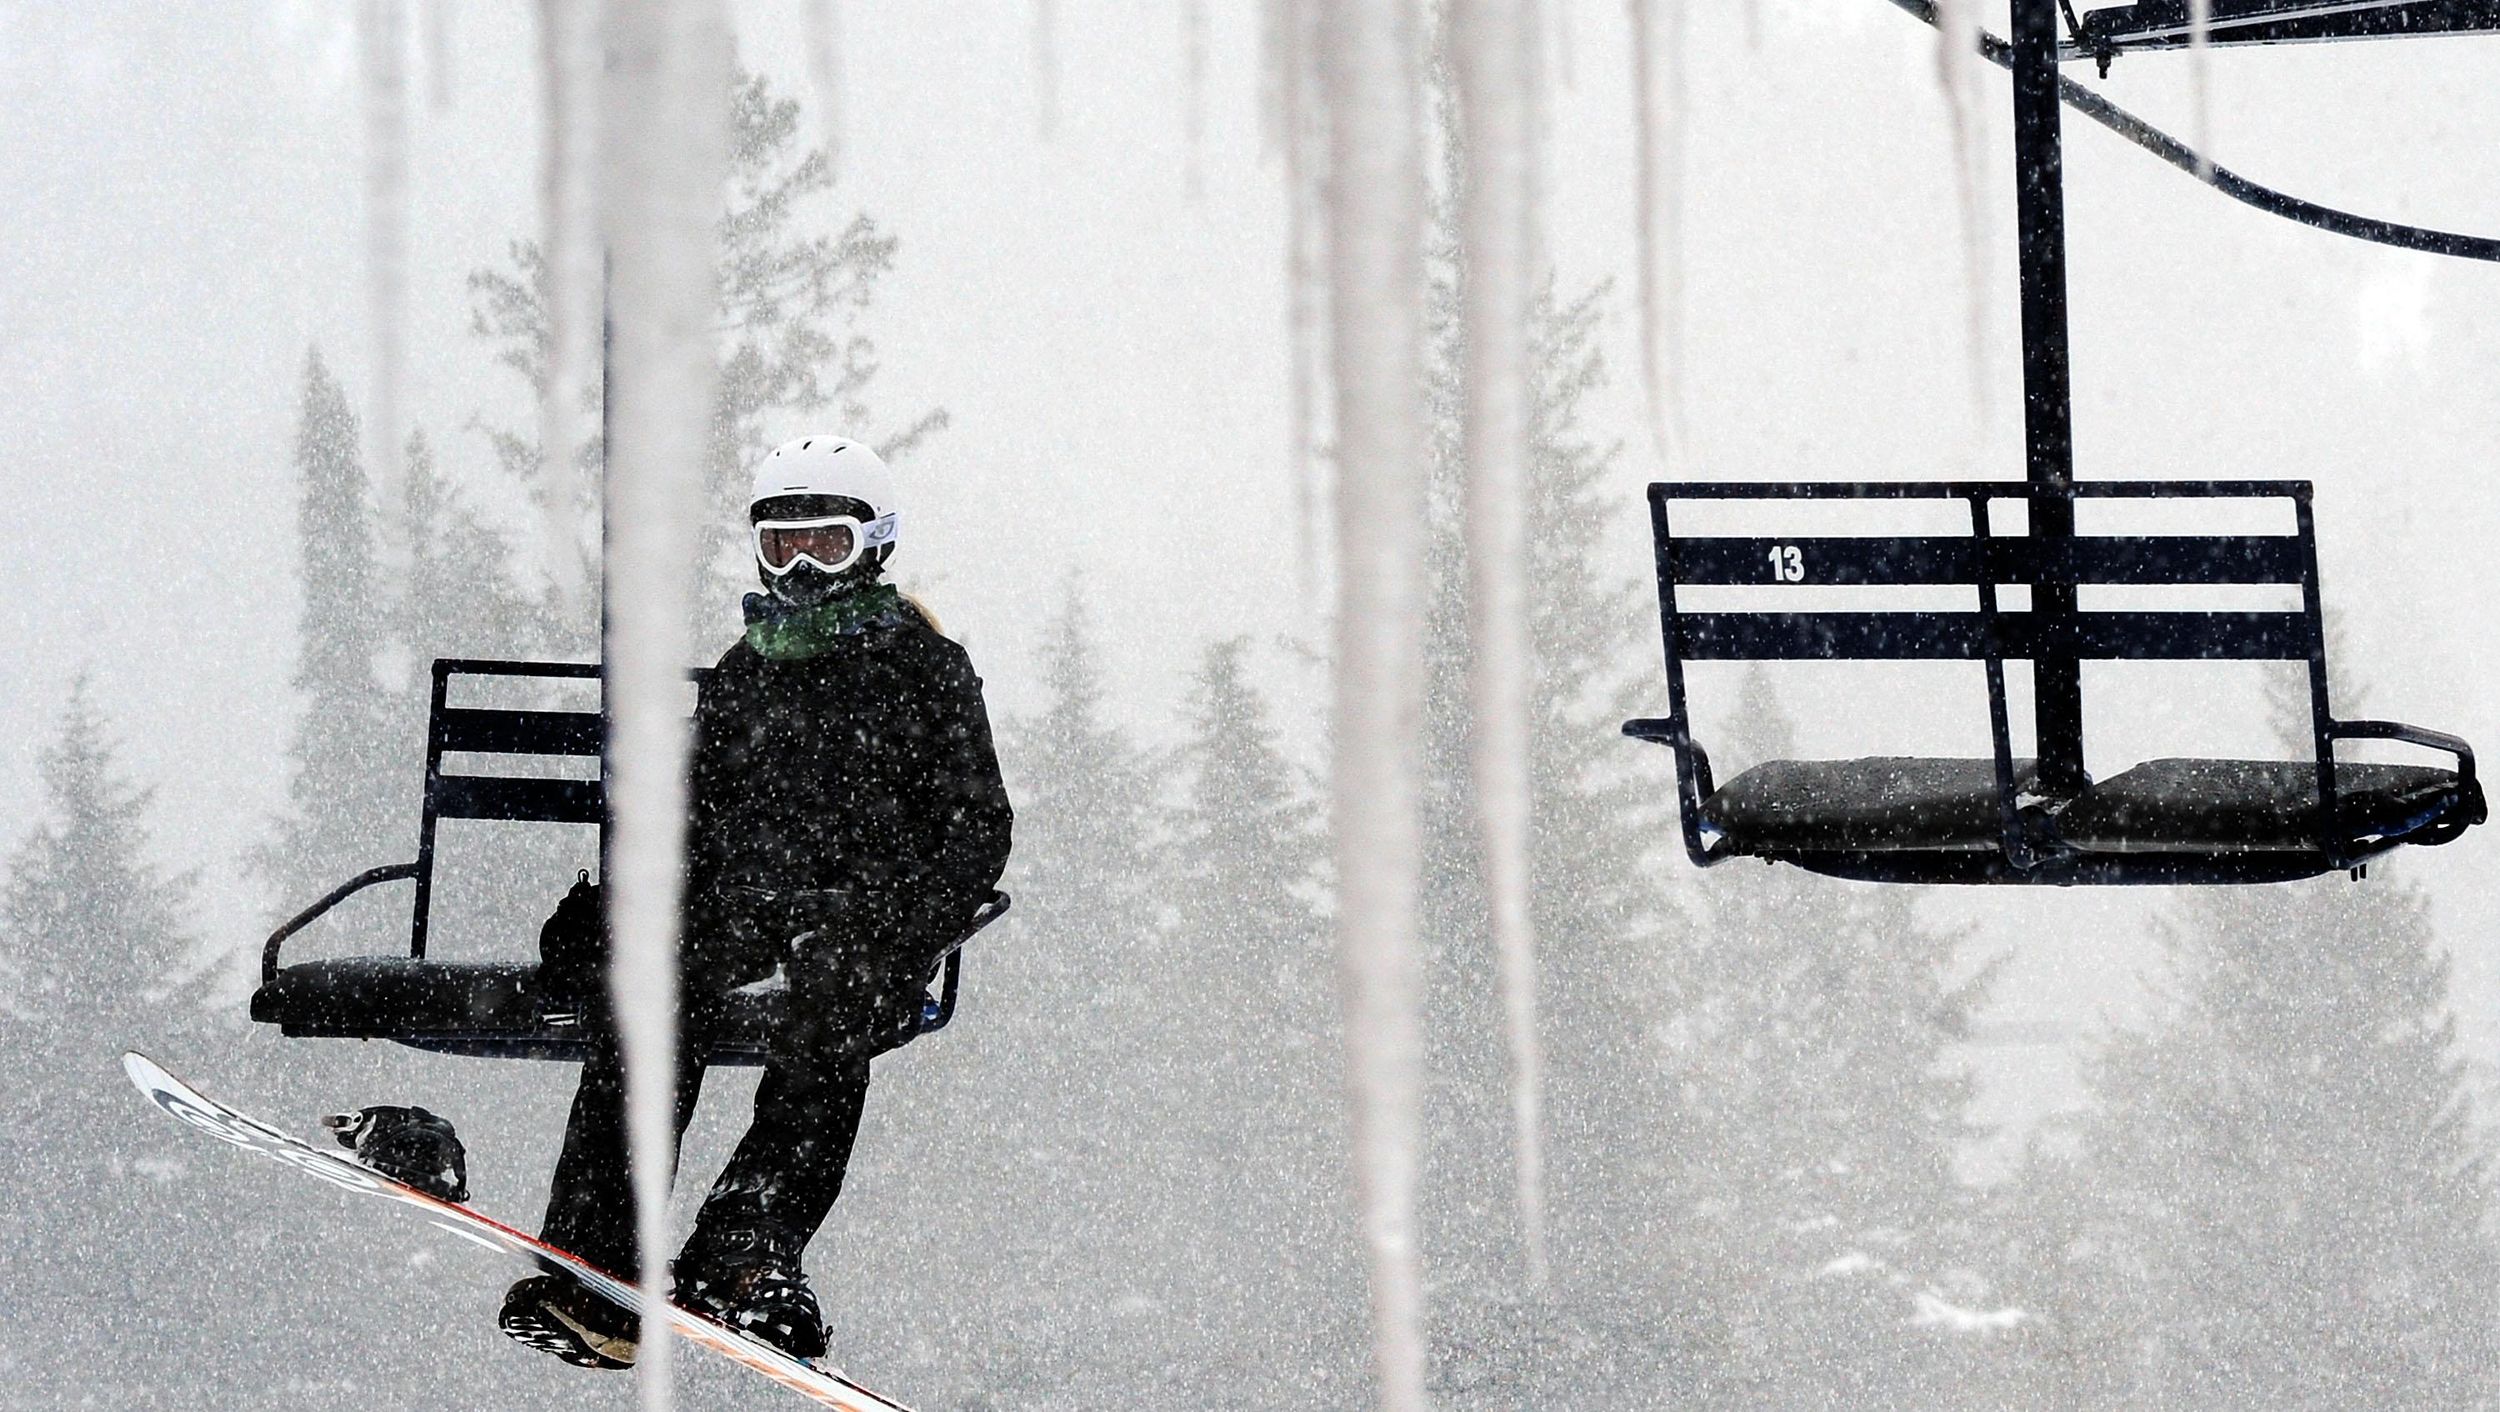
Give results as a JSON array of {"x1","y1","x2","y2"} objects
[
  {"x1": 671, "y1": 1220, "x2": 828, "y2": 1360},
  {"x1": 323, "y1": 1104, "x2": 469, "y2": 1202},
  {"x1": 500, "y1": 1274, "x2": 640, "y2": 1370}
]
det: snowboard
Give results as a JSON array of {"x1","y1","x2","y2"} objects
[{"x1": 121, "y1": 1051, "x2": 916, "y2": 1412}]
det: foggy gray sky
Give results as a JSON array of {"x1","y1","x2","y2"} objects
[{"x1": 4, "y1": 1, "x2": 2496, "y2": 1149}]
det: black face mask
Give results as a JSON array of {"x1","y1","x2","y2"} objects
[{"x1": 761, "y1": 559, "x2": 872, "y2": 607}]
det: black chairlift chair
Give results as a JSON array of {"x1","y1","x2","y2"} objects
[
  {"x1": 251, "y1": 658, "x2": 1010, "y2": 1061},
  {"x1": 1621, "y1": 479, "x2": 2485, "y2": 885}
]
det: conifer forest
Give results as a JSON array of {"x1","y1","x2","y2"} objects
[{"x1": 3, "y1": 3, "x2": 2497, "y2": 1409}]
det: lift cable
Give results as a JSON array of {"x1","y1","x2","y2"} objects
[{"x1": 1884, "y1": 0, "x2": 2500, "y2": 262}]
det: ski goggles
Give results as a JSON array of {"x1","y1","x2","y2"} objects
[{"x1": 753, "y1": 512, "x2": 897, "y2": 577}]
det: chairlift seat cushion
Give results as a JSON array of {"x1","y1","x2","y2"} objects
[
  {"x1": 1702, "y1": 757, "x2": 2039, "y2": 853},
  {"x1": 251, "y1": 957, "x2": 783, "y2": 1062},
  {"x1": 2057, "y1": 758, "x2": 2474, "y2": 854},
  {"x1": 252, "y1": 957, "x2": 541, "y2": 1034}
]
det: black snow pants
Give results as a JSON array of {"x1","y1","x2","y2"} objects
[{"x1": 538, "y1": 892, "x2": 921, "y2": 1280}]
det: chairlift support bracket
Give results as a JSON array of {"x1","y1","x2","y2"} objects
[{"x1": 2065, "y1": 0, "x2": 2500, "y2": 70}]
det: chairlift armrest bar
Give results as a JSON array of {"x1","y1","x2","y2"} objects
[
  {"x1": 915, "y1": 890, "x2": 1012, "y2": 971},
  {"x1": 919, "y1": 951, "x2": 964, "y2": 1034},
  {"x1": 2329, "y1": 719, "x2": 2478, "y2": 786},
  {"x1": 916, "y1": 891, "x2": 1009, "y2": 1036},
  {"x1": 1623, "y1": 717, "x2": 1721, "y2": 794},
  {"x1": 951, "y1": 889, "x2": 1012, "y2": 948},
  {"x1": 261, "y1": 861, "x2": 422, "y2": 988},
  {"x1": 1622, "y1": 717, "x2": 1687, "y2": 746},
  {"x1": 1623, "y1": 719, "x2": 1727, "y2": 863}
]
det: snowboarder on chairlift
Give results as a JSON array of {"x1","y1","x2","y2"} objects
[{"x1": 497, "y1": 435, "x2": 1015, "y2": 1369}]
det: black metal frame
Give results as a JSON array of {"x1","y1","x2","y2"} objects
[
  {"x1": 255, "y1": 657, "x2": 1002, "y2": 1060},
  {"x1": 2066, "y1": 0, "x2": 2500, "y2": 66},
  {"x1": 1630, "y1": 0, "x2": 2484, "y2": 886},
  {"x1": 1623, "y1": 479, "x2": 2480, "y2": 885},
  {"x1": 261, "y1": 659, "x2": 605, "y2": 986}
]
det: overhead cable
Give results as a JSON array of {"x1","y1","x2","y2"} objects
[{"x1": 1884, "y1": 0, "x2": 2500, "y2": 262}]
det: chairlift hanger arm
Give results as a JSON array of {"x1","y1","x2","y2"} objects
[
  {"x1": 2069, "y1": 1, "x2": 2500, "y2": 59},
  {"x1": 261, "y1": 862, "x2": 421, "y2": 988},
  {"x1": 1883, "y1": 0, "x2": 2500, "y2": 262}
]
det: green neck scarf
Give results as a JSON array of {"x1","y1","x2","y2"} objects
[{"x1": 744, "y1": 583, "x2": 906, "y2": 661}]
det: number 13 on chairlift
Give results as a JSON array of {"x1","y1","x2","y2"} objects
[{"x1": 1767, "y1": 544, "x2": 1805, "y2": 582}]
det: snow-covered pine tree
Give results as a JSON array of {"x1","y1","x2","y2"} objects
[
  {"x1": 400, "y1": 425, "x2": 542, "y2": 671},
  {"x1": 704, "y1": 70, "x2": 944, "y2": 588},
  {"x1": 1157, "y1": 635, "x2": 1367, "y2": 1402},
  {"x1": 1510, "y1": 283, "x2": 1703, "y2": 1395},
  {"x1": 390, "y1": 425, "x2": 576, "y2": 952},
  {"x1": 996, "y1": 575, "x2": 1166, "y2": 1324},
  {"x1": 255, "y1": 348, "x2": 401, "y2": 913},
  {"x1": 1413, "y1": 133, "x2": 1687, "y2": 1398},
  {"x1": 0, "y1": 678, "x2": 217, "y2": 1408},
  {"x1": 852, "y1": 578, "x2": 1168, "y2": 1407},
  {"x1": 0, "y1": 678, "x2": 208, "y2": 1087},
  {"x1": 1665, "y1": 667, "x2": 2014, "y2": 1409},
  {"x1": 469, "y1": 66, "x2": 940, "y2": 646},
  {"x1": 1002, "y1": 578, "x2": 1163, "y2": 978},
  {"x1": 2008, "y1": 666, "x2": 2500, "y2": 1407}
]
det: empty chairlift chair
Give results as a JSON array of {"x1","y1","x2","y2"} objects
[
  {"x1": 1622, "y1": 480, "x2": 2484, "y2": 885},
  {"x1": 252, "y1": 658, "x2": 1008, "y2": 1061}
]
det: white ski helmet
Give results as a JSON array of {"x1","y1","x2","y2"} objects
[{"x1": 748, "y1": 435, "x2": 900, "y2": 597}]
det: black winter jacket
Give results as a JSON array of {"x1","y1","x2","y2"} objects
[{"x1": 686, "y1": 603, "x2": 1013, "y2": 978}]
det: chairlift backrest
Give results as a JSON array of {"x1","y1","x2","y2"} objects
[
  {"x1": 1654, "y1": 479, "x2": 2323, "y2": 666},
  {"x1": 410, "y1": 660, "x2": 620, "y2": 958}
]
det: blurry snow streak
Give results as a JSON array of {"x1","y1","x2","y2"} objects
[
  {"x1": 1273, "y1": 0, "x2": 1329, "y2": 603},
  {"x1": 1260, "y1": 0, "x2": 1290, "y2": 158},
  {"x1": 1932, "y1": 0, "x2": 1991, "y2": 411},
  {"x1": 1552, "y1": 0, "x2": 1577, "y2": 90},
  {"x1": 600, "y1": 0, "x2": 731, "y2": 1405},
  {"x1": 1184, "y1": 0, "x2": 1209, "y2": 200},
  {"x1": 805, "y1": 0, "x2": 845, "y2": 183},
  {"x1": 1033, "y1": 0, "x2": 1059, "y2": 138},
  {"x1": 1626, "y1": 0, "x2": 1686, "y2": 466},
  {"x1": 1818, "y1": 1250, "x2": 1880, "y2": 1277},
  {"x1": 1319, "y1": 0, "x2": 1431, "y2": 1406},
  {"x1": 420, "y1": 0, "x2": 451, "y2": 109},
  {"x1": 537, "y1": 0, "x2": 602, "y2": 619},
  {"x1": 1822, "y1": 1250, "x2": 2032, "y2": 1333},
  {"x1": 2189, "y1": 0, "x2": 2214, "y2": 178},
  {"x1": 358, "y1": 0, "x2": 412, "y2": 630},
  {"x1": 1911, "y1": 1290, "x2": 2033, "y2": 1332},
  {"x1": 1451, "y1": 0, "x2": 1550, "y2": 1289}
]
